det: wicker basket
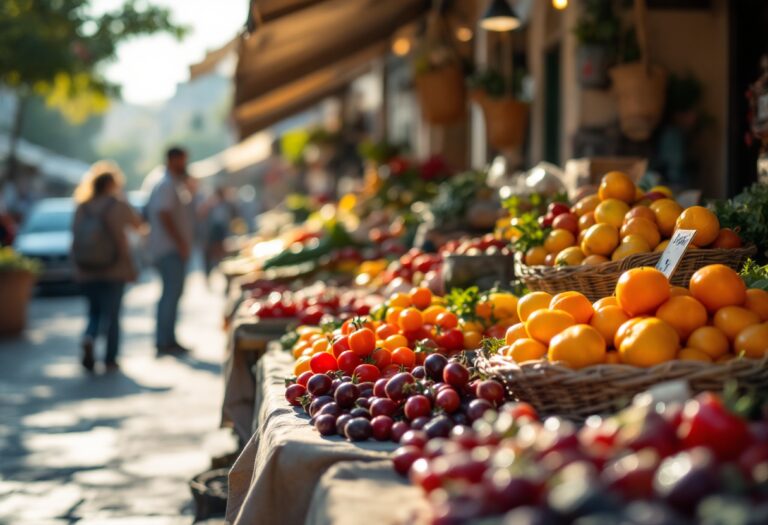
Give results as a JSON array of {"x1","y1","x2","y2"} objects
[
  {"x1": 479, "y1": 354, "x2": 768, "y2": 420},
  {"x1": 515, "y1": 245, "x2": 756, "y2": 302}
]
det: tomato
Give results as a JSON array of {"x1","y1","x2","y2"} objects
[
  {"x1": 435, "y1": 388, "x2": 460, "y2": 413},
  {"x1": 393, "y1": 446, "x2": 423, "y2": 476},
  {"x1": 369, "y1": 347, "x2": 392, "y2": 370},
  {"x1": 337, "y1": 350, "x2": 362, "y2": 376},
  {"x1": 285, "y1": 384, "x2": 306, "y2": 406},
  {"x1": 399, "y1": 308, "x2": 424, "y2": 332},
  {"x1": 296, "y1": 370, "x2": 313, "y2": 387},
  {"x1": 385, "y1": 372, "x2": 416, "y2": 401},
  {"x1": 381, "y1": 363, "x2": 402, "y2": 378},
  {"x1": 331, "y1": 335, "x2": 350, "y2": 357},
  {"x1": 349, "y1": 327, "x2": 376, "y2": 356},
  {"x1": 678, "y1": 393, "x2": 751, "y2": 460},
  {"x1": 404, "y1": 395, "x2": 432, "y2": 421},
  {"x1": 391, "y1": 346, "x2": 416, "y2": 369},
  {"x1": 410, "y1": 287, "x2": 432, "y2": 310},
  {"x1": 435, "y1": 312, "x2": 458, "y2": 329},
  {"x1": 310, "y1": 352, "x2": 338, "y2": 374},
  {"x1": 504, "y1": 402, "x2": 539, "y2": 422},
  {"x1": 353, "y1": 363, "x2": 381, "y2": 383},
  {"x1": 376, "y1": 323, "x2": 398, "y2": 340},
  {"x1": 383, "y1": 334, "x2": 408, "y2": 351},
  {"x1": 475, "y1": 379, "x2": 505, "y2": 406},
  {"x1": 484, "y1": 324, "x2": 507, "y2": 340},
  {"x1": 442, "y1": 362, "x2": 469, "y2": 388},
  {"x1": 299, "y1": 305, "x2": 324, "y2": 325},
  {"x1": 437, "y1": 329, "x2": 464, "y2": 352}
]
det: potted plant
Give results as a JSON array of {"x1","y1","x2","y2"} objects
[
  {"x1": 413, "y1": 11, "x2": 466, "y2": 125},
  {"x1": 469, "y1": 68, "x2": 529, "y2": 152},
  {"x1": 573, "y1": 0, "x2": 621, "y2": 88},
  {"x1": 0, "y1": 247, "x2": 39, "y2": 336}
]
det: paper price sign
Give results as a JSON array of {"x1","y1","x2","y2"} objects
[{"x1": 655, "y1": 229, "x2": 696, "y2": 279}]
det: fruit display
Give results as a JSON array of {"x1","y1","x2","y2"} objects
[
  {"x1": 245, "y1": 284, "x2": 379, "y2": 324},
  {"x1": 508, "y1": 171, "x2": 744, "y2": 267},
  {"x1": 496, "y1": 263, "x2": 768, "y2": 368},
  {"x1": 394, "y1": 390, "x2": 768, "y2": 525}
]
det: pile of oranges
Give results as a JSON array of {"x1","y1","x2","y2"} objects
[
  {"x1": 501, "y1": 264, "x2": 768, "y2": 369},
  {"x1": 523, "y1": 171, "x2": 742, "y2": 267}
]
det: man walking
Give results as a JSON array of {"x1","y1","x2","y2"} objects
[{"x1": 146, "y1": 146, "x2": 195, "y2": 355}]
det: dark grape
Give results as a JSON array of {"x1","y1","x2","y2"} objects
[
  {"x1": 390, "y1": 421, "x2": 410, "y2": 443},
  {"x1": 345, "y1": 417, "x2": 373, "y2": 441},
  {"x1": 350, "y1": 407, "x2": 371, "y2": 419},
  {"x1": 370, "y1": 397, "x2": 397, "y2": 418},
  {"x1": 425, "y1": 415, "x2": 453, "y2": 439},
  {"x1": 285, "y1": 384, "x2": 306, "y2": 406},
  {"x1": 307, "y1": 374, "x2": 333, "y2": 396},
  {"x1": 336, "y1": 414, "x2": 352, "y2": 436},
  {"x1": 424, "y1": 353, "x2": 449, "y2": 382},
  {"x1": 315, "y1": 414, "x2": 337, "y2": 436},
  {"x1": 334, "y1": 382, "x2": 359, "y2": 408}
]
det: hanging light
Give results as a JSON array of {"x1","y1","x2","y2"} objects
[
  {"x1": 391, "y1": 37, "x2": 411, "y2": 57},
  {"x1": 552, "y1": 0, "x2": 568, "y2": 10},
  {"x1": 480, "y1": 0, "x2": 520, "y2": 32},
  {"x1": 455, "y1": 26, "x2": 474, "y2": 42}
]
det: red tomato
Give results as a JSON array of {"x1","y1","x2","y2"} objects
[
  {"x1": 381, "y1": 363, "x2": 402, "y2": 378},
  {"x1": 678, "y1": 393, "x2": 751, "y2": 461},
  {"x1": 349, "y1": 327, "x2": 376, "y2": 356},
  {"x1": 376, "y1": 323, "x2": 398, "y2": 340},
  {"x1": 353, "y1": 363, "x2": 381, "y2": 383},
  {"x1": 310, "y1": 352, "x2": 338, "y2": 374},
  {"x1": 331, "y1": 335, "x2": 351, "y2": 358},
  {"x1": 437, "y1": 328, "x2": 464, "y2": 352},
  {"x1": 484, "y1": 324, "x2": 507, "y2": 340},
  {"x1": 370, "y1": 347, "x2": 392, "y2": 370},
  {"x1": 391, "y1": 347, "x2": 416, "y2": 369},
  {"x1": 299, "y1": 306, "x2": 324, "y2": 325},
  {"x1": 435, "y1": 312, "x2": 458, "y2": 329},
  {"x1": 337, "y1": 351, "x2": 362, "y2": 376}
]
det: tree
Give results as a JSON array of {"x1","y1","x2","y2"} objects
[{"x1": 0, "y1": 0, "x2": 187, "y2": 184}]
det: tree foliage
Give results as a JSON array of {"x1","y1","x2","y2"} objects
[{"x1": 0, "y1": 0, "x2": 187, "y2": 122}]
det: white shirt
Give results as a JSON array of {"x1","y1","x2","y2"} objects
[{"x1": 146, "y1": 172, "x2": 195, "y2": 260}]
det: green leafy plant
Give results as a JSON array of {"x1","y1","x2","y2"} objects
[
  {"x1": 429, "y1": 170, "x2": 489, "y2": 227},
  {"x1": 445, "y1": 286, "x2": 482, "y2": 322},
  {"x1": 468, "y1": 68, "x2": 527, "y2": 100},
  {"x1": 740, "y1": 258, "x2": 768, "y2": 291},
  {"x1": 573, "y1": 0, "x2": 621, "y2": 47},
  {"x1": 712, "y1": 184, "x2": 768, "y2": 259},
  {"x1": 0, "y1": 247, "x2": 40, "y2": 274}
]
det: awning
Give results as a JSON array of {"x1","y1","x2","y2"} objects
[
  {"x1": 235, "y1": 0, "x2": 429, "y2": 137},
  {"x1": 188, "y1": 132, "x2": 273, "y2": 179}
]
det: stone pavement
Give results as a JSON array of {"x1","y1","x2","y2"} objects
[{"x1": 0, "y1": 271, "x2": 236, "y2": 524}]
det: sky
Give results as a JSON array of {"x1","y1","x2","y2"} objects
[{"x1": 92, "y1": 0, "x2": 248, "y2": 106}]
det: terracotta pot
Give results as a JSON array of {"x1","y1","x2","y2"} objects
[
  {"x1": 610, "y1": 62, "x2": 667, "y2": 142},
  {"x1": 415, "y1": 65, "x2": 466, "y2": 125},
  {"x1": 0, "y1": 270, "x2": 35, "y2": 336},
  {"x1": 473, "y1": 91, "x2": 529, "y2": 151}
]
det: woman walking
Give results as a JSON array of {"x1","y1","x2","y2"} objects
[{"x1": 71, "y1": 161, "x2": 143, "y2": 372}]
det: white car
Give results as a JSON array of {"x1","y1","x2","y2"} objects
[{"x1": 13, "y1": 198, "x2": 75, "y2": 284}]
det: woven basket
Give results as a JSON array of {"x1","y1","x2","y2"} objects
[
  {"x1": 479, "y1": 354, "x2": 768, "y2": 420},
  {"x1": 515, "y1": 245, "x2": 756, "y2": 302}
]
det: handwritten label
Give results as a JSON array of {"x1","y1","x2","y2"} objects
[{"x1": 656, "y1": 229, "x2": 696, "y2": 279}]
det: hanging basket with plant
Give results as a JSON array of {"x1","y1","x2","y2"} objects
[
  {"x1": 469, "y1": 68, "x2": 529, "y2": 151},
  {"x1": 573, "y1": 0, "x2": 621, "y2": 88}
]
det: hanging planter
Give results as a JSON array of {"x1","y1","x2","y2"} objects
[
  {"x1": 0, "y1": 249, "x2": 38, "y2": 336},
  {"x1": 578, "y1": 45, "x2": 613, "y2": 88},
  {"x1": 415, "y1": 64, "x2": 466, "y2": 125},
  {"x1": 472, "y1": 90, "x2": 529, "y2": 151},
  {"x1": 610, "y1": 0, "x2": 667, "y2": 142}
]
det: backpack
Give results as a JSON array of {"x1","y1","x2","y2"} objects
[{"x1": 72, "y1": 199, "x2": 118, "y2": 271}]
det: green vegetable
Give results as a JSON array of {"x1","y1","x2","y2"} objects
[
  {"x1": 262, "y1": 222, "x2": 355, "y2": 270},
  {"x1": 740, "y1": 258, "x2": 768, "y2": 291},
  {"x1": 429, "y1": 170, "x2": 489, "y2": 228},
  {"x1": 713, "y1": 184, "x2": 768, "y2": 259}
]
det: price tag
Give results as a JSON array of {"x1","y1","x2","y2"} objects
[{"x1": 655, "y1": 229, "x2": 696, "y2": 279}]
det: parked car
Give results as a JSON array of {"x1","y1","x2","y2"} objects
[{"x1": 13, "y1": 198, "x2": 75, "y2": 284}]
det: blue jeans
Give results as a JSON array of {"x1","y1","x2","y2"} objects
[
  {"x1": 82, "y1": 281, "x2": 126, "y2": 363},
  {"x1": 155, "y1": 252, "x2": 187, "y2": 348}
]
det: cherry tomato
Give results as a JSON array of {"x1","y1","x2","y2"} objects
[
  {"x1": 310, "y1": 352, "x2": 338, "y2": 374},
  {"x1": 353, "y1": 363, "x2": 381, "y2": 383},
  {"x1": 437, "y1": 329, "x2": 464, "y2": 352},
  {"x1": 399, "y1": 308, "x2": 424, "y2": 332},
  {"x1": 435, "y1": 312, "x2": 458, "y2": 329},
  {"x1": 349, "y1": 327, "x2": 376, "y2": 356},
  {"x1": 409, "y1": 287, "x2": 432, "y2": 310},
  {"x1": 404, "y1": 395, "x2": 432, "y2": 421},
  {"x1": 331, "y1": 335, "x2": 351, "y2": 357},
  {"x1": 678, "y1": 393, "x2": 751, "y2": 460},
  {"x1": 375, "y1": 323, "x2": 398, "y2": 340},
  {"x1": 442, "y1": 362, "x2": 469, "y2": 388},
  {"x1": 391, "y1": 346, "x2": 416, "y2": 369},
  {"x1": 299, "y1": 306, "x2": 324, "y2": 325},
  {"x1": 337, "y1": 350, "x2": 362, "y2": 376},
  {"x1": 370, "y1": 347, "x2": 392, "y2": 370},
  {"x1": 484, "y1": 324, "x2": 507, "y2": 340},
  {"x1": 381, "y1": 363, "x2": 402, "y2": 378},
  {"x1": 285, "y1": 384, "x2": 306, "y2": 406},
  {"x1": 296, "y1": 371, "x2": 313, "y2": 387},
  {"x1": 435, "y1": 388, "x2": 460, "y2": 413}
]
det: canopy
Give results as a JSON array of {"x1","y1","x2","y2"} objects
[
  {"x1": 235, "y1": 0, "x2": 429, "y2": 137},
  {"x1": 0, "y1": 134, "x2": 89, "y2": 185},
  {"x1": 188, "y1": 132, "x2": 273, "y2": 179}
]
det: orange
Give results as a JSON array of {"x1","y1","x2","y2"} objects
[
  {"x1": 615, "y1": 267, "x2": 671, "y2": 317},
  {"x1": 733, "y1": 323, "x2": 768, "y2": 358},
  {"x1": 423, "y1": 305, "x2": 446, "y2": 325},
  {"x1": 583, "y1": 254, "x2": 609, "y2": 266},
  {"x1": 463, "y1": 330, "x2": 482, "y2": 350},
  {"x1": 525, "y1": 309, "x2": 576, "y2": 344},
  {"x1": 505, "y1": 322, "x2": 529, "y2": 345},
  {"x1": 579, "y1": 213, "x2": 597, "y2": 231},
  {"x1": 650, "y1": 199, "x2": 683, "y2": 237},
  {"x1": 650, "y1": 185, "x2": 674, "y2": 198},
  {"x1": 410, "y1": 287, "x2": 433, "y2": 310},
  {"x1": 687, "y1": 326, "x2": 729, "y2": 359},
  {"x1": 611, "y1": 236, "x2": 651, "y2": 261},
  {"x1": 548, "y1": 324, "x2": 607, "y2": 369},
  {"x1": 594, "y1": 296, "x2": 619, "y2": 310},
  {"x1": 605, "y1": 351, "x2": 621, "y2": 364},
  {"x1": 624, "y1": 205, "x2": 656, "y2": 224},
  {"x1": 294, "y1": 355, "x2": 312, "y2": 376},
  {"x1": 508, "y1": 338, "x2": 548, "y2": 363},
  {"x1": 589, "y1": 305, "x2": 630, "y2": 347},
  {"x1": 677, "y1": 348, "x2": 713, "y2": 363},
  {"x1": 655, "y1": 296, "x2": 708, "y2": 340},
  {"x1": 713, "y1": 306, "x2": 760, "y2": 341},
  {"x1": 621, "y1": 217, "x2": 661, "y2": 249},
  {"x1": 618, "y1": 318, "x2": 680, "y2": 367},
  {"x1": 490, "y1": 293, "x2": 519, "y2": 320},
  {"x1": 745, "y1": 289, "x2": 768, "y2": 321},
  {"x1": 525, "y1": 246, "x2": 548, "y2": 266},
  {"x1": 669, "y1": 286, "x2": 690, "y2": 297},
  {"x1": 675, "y1": 206, "x2": 720, "y2": 247},
  {"x1": 389, "y1": 292, "x2": 412, "y2": 308},
  {"x1": 572, "y1": 194, "x2": 600, "y2": 217},
  {"x1": 383, "y1": 334, "x2": 408, "y2": 351},
  {"x1": 544, "y1": 229, "x2": 576, "y2": 254},
  {"x1": 550, "y1": 291, "x2": 594, "y2": 324},
  {"x1": 689, "y1": 264, "x2": 747, "y2": 312},
  {"x1": 594, "y1": 199, "x2": 631, "y2": 229},
  {"x1": 711, "y1": 228, "x2": 743, "y2": 249},
  {"x1": 581, "y1": 223, "x2": 620, "y2": 256},
  {"x1": 598, "y1": 171, "x2": 636, "y2": 203},
  {"x1": 654, "y1": 240, "x2": 670, "y2": 253},
  {"x1": 517, "y1": 291, "x2": 553, "y2": 322},
  {"x1": 555, "y1": 246, "x2": 586, "y2": 266},
  {"x1": 614, "y1": 317, "x2": 648, "y2": 349}
]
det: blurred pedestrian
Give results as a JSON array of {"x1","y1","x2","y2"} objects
[
  {"x1": 146, "y1": 146, "x2": 196, "y2": 356},
  {"x1": 198, "y1": 186, "x2": 238, "y2": 281},
  {"x1": 71, "y1": 161, "x2": 143, "y2": 372}
]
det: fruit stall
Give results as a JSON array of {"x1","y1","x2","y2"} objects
[{"x1": 214, "y1": 160, "x2": 768, "y2": 525}]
